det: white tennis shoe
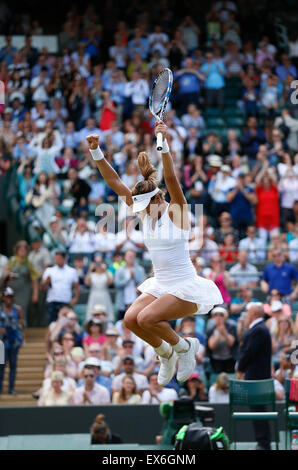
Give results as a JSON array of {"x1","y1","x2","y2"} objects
[
  {"x1": 157, "y1": 349, "x2": 178, "y2": 386},
  {"x1": 176, "y1": 337, "x2": 200, "y2": 382}
]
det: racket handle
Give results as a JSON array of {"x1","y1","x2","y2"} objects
[{"x1": 156, "y1": 132, "x2": 163, "y2": 151}]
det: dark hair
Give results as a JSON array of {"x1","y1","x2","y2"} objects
[
  {"x1": 132, "y1": 152, "x2": 165, "y2": 200},
  {"x1": 90, "y1": 414, "x2": 110, "y2": 442}
]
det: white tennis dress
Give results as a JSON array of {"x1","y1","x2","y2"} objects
[{"x1": 137, "y1": 204, "x2": 223, "y2": 314}]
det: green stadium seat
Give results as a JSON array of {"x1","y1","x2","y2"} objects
[
  {"x1": 225, "y1": 116, "x2": 245, "y2": 128},
  {"x1": 206, "y1": 117, "x2": 226, "y2": 128},
  {"x1": 72, "y1": 304, "x2": 87, "y2": 325},
  {"x1": 205, "y1": 108, "x2": 224, "y2": 117}
]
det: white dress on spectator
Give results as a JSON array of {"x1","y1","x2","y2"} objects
[
  {"x1": 86, "y1": 272, "x2": 114, "y2": 322},
  {"x1": 137, "y1": 204, "x2": 223, "y2": 315},
  {"x1": 208, "y1": 385, "x2": 229, "y2": 403}
]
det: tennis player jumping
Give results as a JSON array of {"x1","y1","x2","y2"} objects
[{"x1": 86, "y1": 122, "x2": 223, "y2": 385}]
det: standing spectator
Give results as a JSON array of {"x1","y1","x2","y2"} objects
[
  {"x1": 241, "y1": 116, "x2": 266, "y2": 166},
  {"x1": 0, "y1": 253, "x2": 8, "y2": 279},
  {"x1": 67, "y1": 168, "x2": 91, "y2": 210},
  {"x1": 229, "y1": 251, "x2": 259, "y2": 288},
  {"x1": 208, "y1": 165, "x2": 235, "y2": 218},
  {"x1": 207, "y1": 306, "x2": 238, "y2": 373},
  {"x1": 255, "y1": 166, "x2": 280, "y2": 244},
  {"x1": 238, "y1": 225, "x2": 266, "y2": 263},
  {"x1": 67, "y1": 218, "x2": 96, "y2": 254},
  {"x1": 41, "y1": 250, "x2": 80, "y2": 325},
  {"x1": 201, "y1": 50, "x2": 226, "y2": 108},
  {"x1": 114, "y1": 250, "x2": 146, "y2": 320},
  {"x1": 237, "y1": 302, "x2": 273, "y2": 450},
  {"x1": 289, "y1": 223, "x2": 298, "y2": 263},
  {"x1": 124, "y1": 71, "x2": 149, "y2": 117},
  {"x1": 226, "y1": 173, "x2": 257, "y2": 236},
  {"x1": 85, "y1": 259, "x2": 114, "y2": 322},
  {"x1": 1, "y1": 240, "x2": 39, "y2": 326},
  {"x1": 73, "y1": 366, "x2": 110, "y2": 405},
  {"x1": 112, "y1": 375, "x2": 142, "y2": 404},
  {"x1": 275, "y1": 54, "x2": 297, "y2": 82},
  {"x1": 178, "y1": 16, "x2": 200, "y2": 54},
  {"x1": 0, "y1": 287, "x2": 24, "y2": 395},
  {"x1": 219, "y1": 233, "x2": 238, "y2": 263},
  {"x1": 260, "y1": 249, "x2": 298, "y2": 298},
  {"x1": 174, "y1": 57, "x2": 205, "y2": 113}
]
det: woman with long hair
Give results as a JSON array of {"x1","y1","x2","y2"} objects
[
  {"x1": 86, "y1": 122, "x2": 222, "y2": 387},
  {"x1": 112, "y1": 375, "x2": 141, "y2": 404}
]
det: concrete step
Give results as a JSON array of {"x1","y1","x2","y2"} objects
[{"x1": 0, "y1": 394, "x2": 37, "y2": 406}]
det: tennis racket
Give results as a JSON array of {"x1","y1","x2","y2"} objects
[{"x1": 149, "y1": 68, "x2": 173, "y2": 151}]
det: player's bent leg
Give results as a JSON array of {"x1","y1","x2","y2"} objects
[
  {"x1": 136, "y1": 295, "x2": 199, "y2": 383},
  {"x1": 123, "y1": 293, "x2": 163, "y2": 348}
]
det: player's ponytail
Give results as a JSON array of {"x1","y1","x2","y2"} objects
[{"x1": 137, "y1": 152, "x2": 157, "y2": 185}]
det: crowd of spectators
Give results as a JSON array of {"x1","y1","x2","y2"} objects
[{"x1": 0, "y1": 1, "x2": 298, "y2": 403}]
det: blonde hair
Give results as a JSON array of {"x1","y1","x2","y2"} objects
[
  {"x1": 215, "y1": 372, "x2": 229, "y2": 391},
  {"x1": 132, "y1": 152, "x2": 165, "y2": 199}
]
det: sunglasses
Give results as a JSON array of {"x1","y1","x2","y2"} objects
[
  {"x1": 90, "y1": 350, "x2": 101, "y2": 353},
  {"x1": 54, "y1": 351, "x2": 64, "y2": 356},
  {"x1": 84, "y1": 374, "x2": 94, "y2": 379}
]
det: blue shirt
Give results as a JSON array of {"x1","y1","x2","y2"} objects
[
  {"x1": 275, "y1": 64, "x2": 297, "y2": 81},
  {"x1": 175, "y1": 72, "x2": 200, "y2": 94},
  {"x1": 201, "y1": 60, "x2": 225, "y2": 89},
  {"x1": 81, "y1": 38, "x2": 100, "y2": 57},
  {"x1": 261, "y1": 262, "x2": 298, "y2": 295},
  {"x1": 226, "y1": 185, "x2": 254, "y2": 222}
]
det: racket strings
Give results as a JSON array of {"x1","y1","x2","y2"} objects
[{"x1": 152, "y1": 72, "x2": 170, "y2": 116}]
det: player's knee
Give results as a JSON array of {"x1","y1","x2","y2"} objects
[
  {"x1": 123, "y1": 307, "x2": 139, "y2": 331},
  {"x1": 137, "y1": 309, "x2": 153, "y2": 330}
]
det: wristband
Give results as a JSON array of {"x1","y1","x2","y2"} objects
[
  {"x1": 89, "y1": 146, "x2": 104, "y2": 161},
  {"x1": 162, "y1": 139, "x2": 169, "y2": 154}
]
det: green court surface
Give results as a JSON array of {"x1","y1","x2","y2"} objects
[{"x1": 0, "y1": 432, "x2": 288, "y2": 450}]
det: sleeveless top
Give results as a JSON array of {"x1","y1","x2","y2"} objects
[{"x1": 142, "y1": 204, "x2": 197, "y2": 285}]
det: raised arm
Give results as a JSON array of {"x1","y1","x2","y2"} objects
[
  {"x1": 86, "y1": 134, "x2": 133, "y2": 206},
  {"x1": 155, "y1": 122, "x2": 189, "y2": 229}
]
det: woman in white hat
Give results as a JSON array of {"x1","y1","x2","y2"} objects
[{"x1": 86, "y1": 122, "x2": 223, "y2": 387}]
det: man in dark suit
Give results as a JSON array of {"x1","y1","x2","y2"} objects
[{"x1": 237, "y1": 302, "x2": 272, "y2": 450}]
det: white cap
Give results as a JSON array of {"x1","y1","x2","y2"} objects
[
  {"x1": 208, "y1": 154, "x2": 222, "y2": 167},
  {"x1": 132, "y1": 187, "x2": 159, "y2": 213},
  {"x1": 211, "y1": 306, "x2": 228, "y2": 317},
  {"x1": 221, "y1": 165, "x2": 231, "y2": 173},
  {"x1": 271, "y1": 300, "x2": 283, "y2": 312},
  {"x1": 84, "y1": 357, "x2": 101, "y2": 367}
]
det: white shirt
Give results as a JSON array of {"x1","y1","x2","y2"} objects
[
  {"x1": 208, "y1": 384, "x2": 229, "y2": 403},
  {"x1": 142, "y1": 387, "x2": 178, "y2": 404},
  {"x1": 249, "y1": 317, "x2": 264, "y2": 330},
  {"x1": 42, "y1": 264, "x2": 79, "y2": 303},
  {"x1": 112, "y1": 372, "x2": 149, "y2": 392},
  {"x1": 94, "y1": 232, "x2": 116, "y2": 253},
  {"x1": 124, "y1": 79, "x2": 149, "y2": 105},
  {"x1": 289, "y1": 238, "x2": 298, "y2": 263},
  {"x1": 67, "y1": 231, "x2": 96, "y2": 253},
  {"x1": 238, "y1": 237, "x2": 266, "y2": 262},
  {"x1": 115, "y1": 229, "x2": 144, "y2": 253}
]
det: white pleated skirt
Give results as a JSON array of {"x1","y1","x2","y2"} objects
[{"x1": 137, "y1": 274, "x2": 223, "y2": 315}]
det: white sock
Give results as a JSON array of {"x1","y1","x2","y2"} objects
[
  {"x1": 154, "y1": 340, "x2": 172, "y2": 359},
  {"x1": 172, "y1": 337, "x2": 190, "y2": 353}
]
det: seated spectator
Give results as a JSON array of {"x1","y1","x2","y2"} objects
[
  {"x1": 113, "y1": 339, "x2": 145, "y2": 373},
  {"x1": 238, "y1": 225, "x2": 266, "y2": 262},
  {"x1": 141, "y1": 372, "x2": 178, "y2": 404},
  {"x1": 181, "y1": 372, "x2": 207, "y2": 402},
  {"x1": 230, "y1": 286, "x2": 259, "y2": 322},
  {"x1": 263, "y1": 289, "x2": 292, "y2": 319},
  {"x1": 208, "y1": 372, "x2": 230, "y2": 403},
  {"x1": 38, "y1": 371, "x2": 73, "y2": 406},
  {"x1": 85, "y1": 258, "x2": 114, "y2": 322},
  {"x1": 43, "y1": 216, "x2": 68, "y2": 252},
  {"x1": 266, "y1": 300, "x2": 291, "y2": 334},
  {"x1": 39, "y1": 358, "x2": 76, "y2": 396},
  {"x1": 260, "y1": 249, "x2": 298, "y2": 299},
  {"x1": 219, "y1": 233, "x2": 238, "y2": 263},
  {"x1": 111, "y1": 355, "x2": 148, "y2": 396},
  {"x1": 43, "y1": 343, "x2": 78, "y2": 382},
  {"x1": 82, "y1": 319, "x2": 108, "y2": 354},
  {"x1": 115, "y1": 218, "x2": 145, "y2": 254},
  {"x1": 275, "y1": 348, "x2": 298, "y2": 385},
  {"x1": 207, "y1": 306, "x2": 238, "y2": 373},
  {"x1": 181, "y1": 104, "x2": 205, "y2": 133},
  {"x1": 207, "y1": 256, "x2": 231, "y2": 305},
  {"x1": 112, "y1": 375, "x2": 142, "y2": 404},
  {"x1": 77, "y1": 357, "x2": 112, "y2": 394},
  {"x1": 271, "y1": 316, "x2": 296, "y2": 367},
  {"x1": 240, "y1": 116, "x2": 266, "y2": 166},
  {"x1": 90, "y1": 413, "x2": 123, "y2": 444},
  {"x1": 73, "y1": 366, "x2": 110, "y2": 405},
  {"x1": 267, "y1": 232, "x2": 289, "y2": 262},
  {"x1": 289, "y1": 222, "x2": 298, "y2": 263},
  {"x1": 214, "y1": 212, "x2": 237, "y2": 245},
  {"x1": 101, "y1": 326, "x2": 121, "y2": 362},
  {"x1": 175, "y1": 315, "x2": 206, "y2": 342},
  {"x1": 229, "y1": 251, "x2": 259, "y2": 288}
]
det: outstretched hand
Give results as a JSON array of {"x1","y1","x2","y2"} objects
[
  {"x1": 155, "y1": 121, "x2": 168, "y2": 141},
  {"x1": 86, "y1": 134, "x2": 100, "y2": 150}
]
